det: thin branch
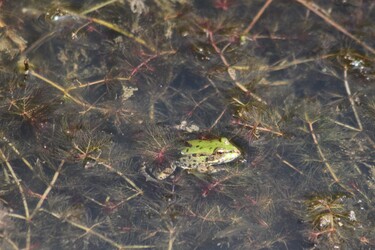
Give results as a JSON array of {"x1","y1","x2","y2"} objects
[
  {"x1": 296, "y1": 0, "x2": 375, "y2": 55},
  {"x1": 129, "y1": 50, "x2": 176, "y2": 77},
  {"x1": 0, "y1": 149, "x2": 31, "y2": 250},
  {"x1": 305, "y1": 116, "x2": 353, "y2": 194},
  {"x1": 30, "y1": 160, "x2": 65, "y2": 219},
  {"x1": 67, "y1": 77, "x2": 128, "y2": 91},
  {"x1": 262, "y1": 53, "x2": 336, "y2": 72},
  {"x1": 305, "y1": 117, "x2": 340, "y2": 183},
  {"x1": 0, "y1": 151, "x2": 30, "y2": 217},
  {"x1": 89, "y1": 17, "x2": 156, "y2": 52},
  {"x1": 167, "y1": 225, "x2": 176, "y2": 250},
  {"x1": 79, "y1": 0, "x2": 120, "y2": 15},
  {"x1": 276, "y1": 153, "x2": 304, "y2": 175},
  {"x1": 234, "y1": 121, "x2": 283, "y2": 136},
  {"x1": 242, "y1": 0, "x2": 273, "y2": 35},
  {"x1": 97, "y1": 162, "x2": 143, "y2": 195},
  {"x1": 1, "y1": 136, "x2": 34, "y2": 171},
  {"x1": 328, "y1": 118, "x2": 362, "y2": 132},
  {"x1": 207, "y1": 32, "x2": 267, "y2": 104},
  {"x1": 41, "y1": 209, "x2": 154, "y2": 249},
  {"x1": 343, "y1": 66, "x2": 363, "y2": 131},
  {"x1": 30, "y1": 71, "x2": 98, "y2": 110},
  {"x1": 0, "y1": 234, "x2": 19, "y2": 250},
  {"x1": 210, "y1": 106, "x2": 227, "y2": 130}
]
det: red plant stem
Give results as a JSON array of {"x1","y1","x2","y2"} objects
[{"x1": 243, "y1": 0, "x2": 273, "y2": 35}]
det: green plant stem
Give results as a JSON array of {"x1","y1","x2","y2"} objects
[
  {"x1": 89, "y1": 17, "x2": 156, "y2": 52},
  {"x1": 79, "y1": 0, "x2": 120, "y2": 15}
]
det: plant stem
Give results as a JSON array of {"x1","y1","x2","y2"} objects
[
  {"x1": 305, "y1": 118, "x2": 340, "y2": 183},
  {"x1": 98, "y1": 162, "x2": 143, "y2": 195},
  {"x1": 276, "y1": 153, "x2": 304, "y2": 175},
  {"x1": 30, "y1": 160, "x2": 64, "y2": 219},
  {"x1": 79, "y1": 0, "x2": 120, "y2": 15},
  {"x1": 41, "y1": 209, "x2": 154, "y2": 249},
  {"x1": 296, "y1": 0, "x2": 375, "y2": 55},
  {"x1": 242, "y1": 0, "x2": 273, "y2": 35},
  {"x1": 1, "y1": 136, "x2": 34, "y2": 171},
  {"x1": 0, "y1": 149, "x2": 31, "y2": 250},
  {"x1": 343, "y1": 66, "x2": 363, "y2": 131}
]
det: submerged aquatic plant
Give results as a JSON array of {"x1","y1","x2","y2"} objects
[
  {"x1": 305, "y1": 193, "x2": 354, "y2": 231},
  {"x1": 302, "y1": 193, "x2": 367, "y2": 248},
  {"x1": 0, "y1": 0, "x2": 375, "y2": 249}
]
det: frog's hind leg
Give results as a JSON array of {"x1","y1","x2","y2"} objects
[{"x1": 195, "y1": 165, "x2": 227, "y2": 174}]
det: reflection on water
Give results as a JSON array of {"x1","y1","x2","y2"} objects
[{"x1": 0, "y1": 0, "x2": 375, "y2": 249}]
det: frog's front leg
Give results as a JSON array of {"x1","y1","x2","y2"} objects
[{"x1": 140, "y1": 162, "x2": 159, "y2": 182}]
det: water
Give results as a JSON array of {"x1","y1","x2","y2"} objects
[{"x1": 0, "y1": 0, "x2": 374, "y2": 249}]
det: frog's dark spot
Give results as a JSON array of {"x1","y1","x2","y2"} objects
[
  {"x1": 192, "y1": 153, "x2": 197, "y2": 157},
  {"x1": 185, "y1": 148, "x2": 189, "y2": 152}
]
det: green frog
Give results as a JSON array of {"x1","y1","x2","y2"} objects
[{"x1": 144, "y1": 137, "x2": 241, "y2": 180}]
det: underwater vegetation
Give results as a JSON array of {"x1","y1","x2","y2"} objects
[{"x1": 0, "y1": 0, "x2": 375, "y2": 249}]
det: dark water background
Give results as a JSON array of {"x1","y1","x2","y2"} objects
[{"x1": 0, "y1": 0, "x2": 375, "y2": 249}]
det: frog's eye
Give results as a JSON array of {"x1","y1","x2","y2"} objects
[{"x1": 215, "y1": 148, "x2": 225, "y2": 154}]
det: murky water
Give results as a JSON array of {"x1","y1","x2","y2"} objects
[{"x1": 0, "y1": 1, "x2": 375, "y2": 249}]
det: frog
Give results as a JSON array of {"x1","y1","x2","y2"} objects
[{"x1": 143, "y1": 137, "x2": 241, "y2": 181}]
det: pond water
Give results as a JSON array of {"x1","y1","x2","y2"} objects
[{"x1": 0, "y1": 0, "x2": 375, "y2": 249}]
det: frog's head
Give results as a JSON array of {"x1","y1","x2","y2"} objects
[{"x1": 213, "y1": 137, "x2": 241, "y2": 164}]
